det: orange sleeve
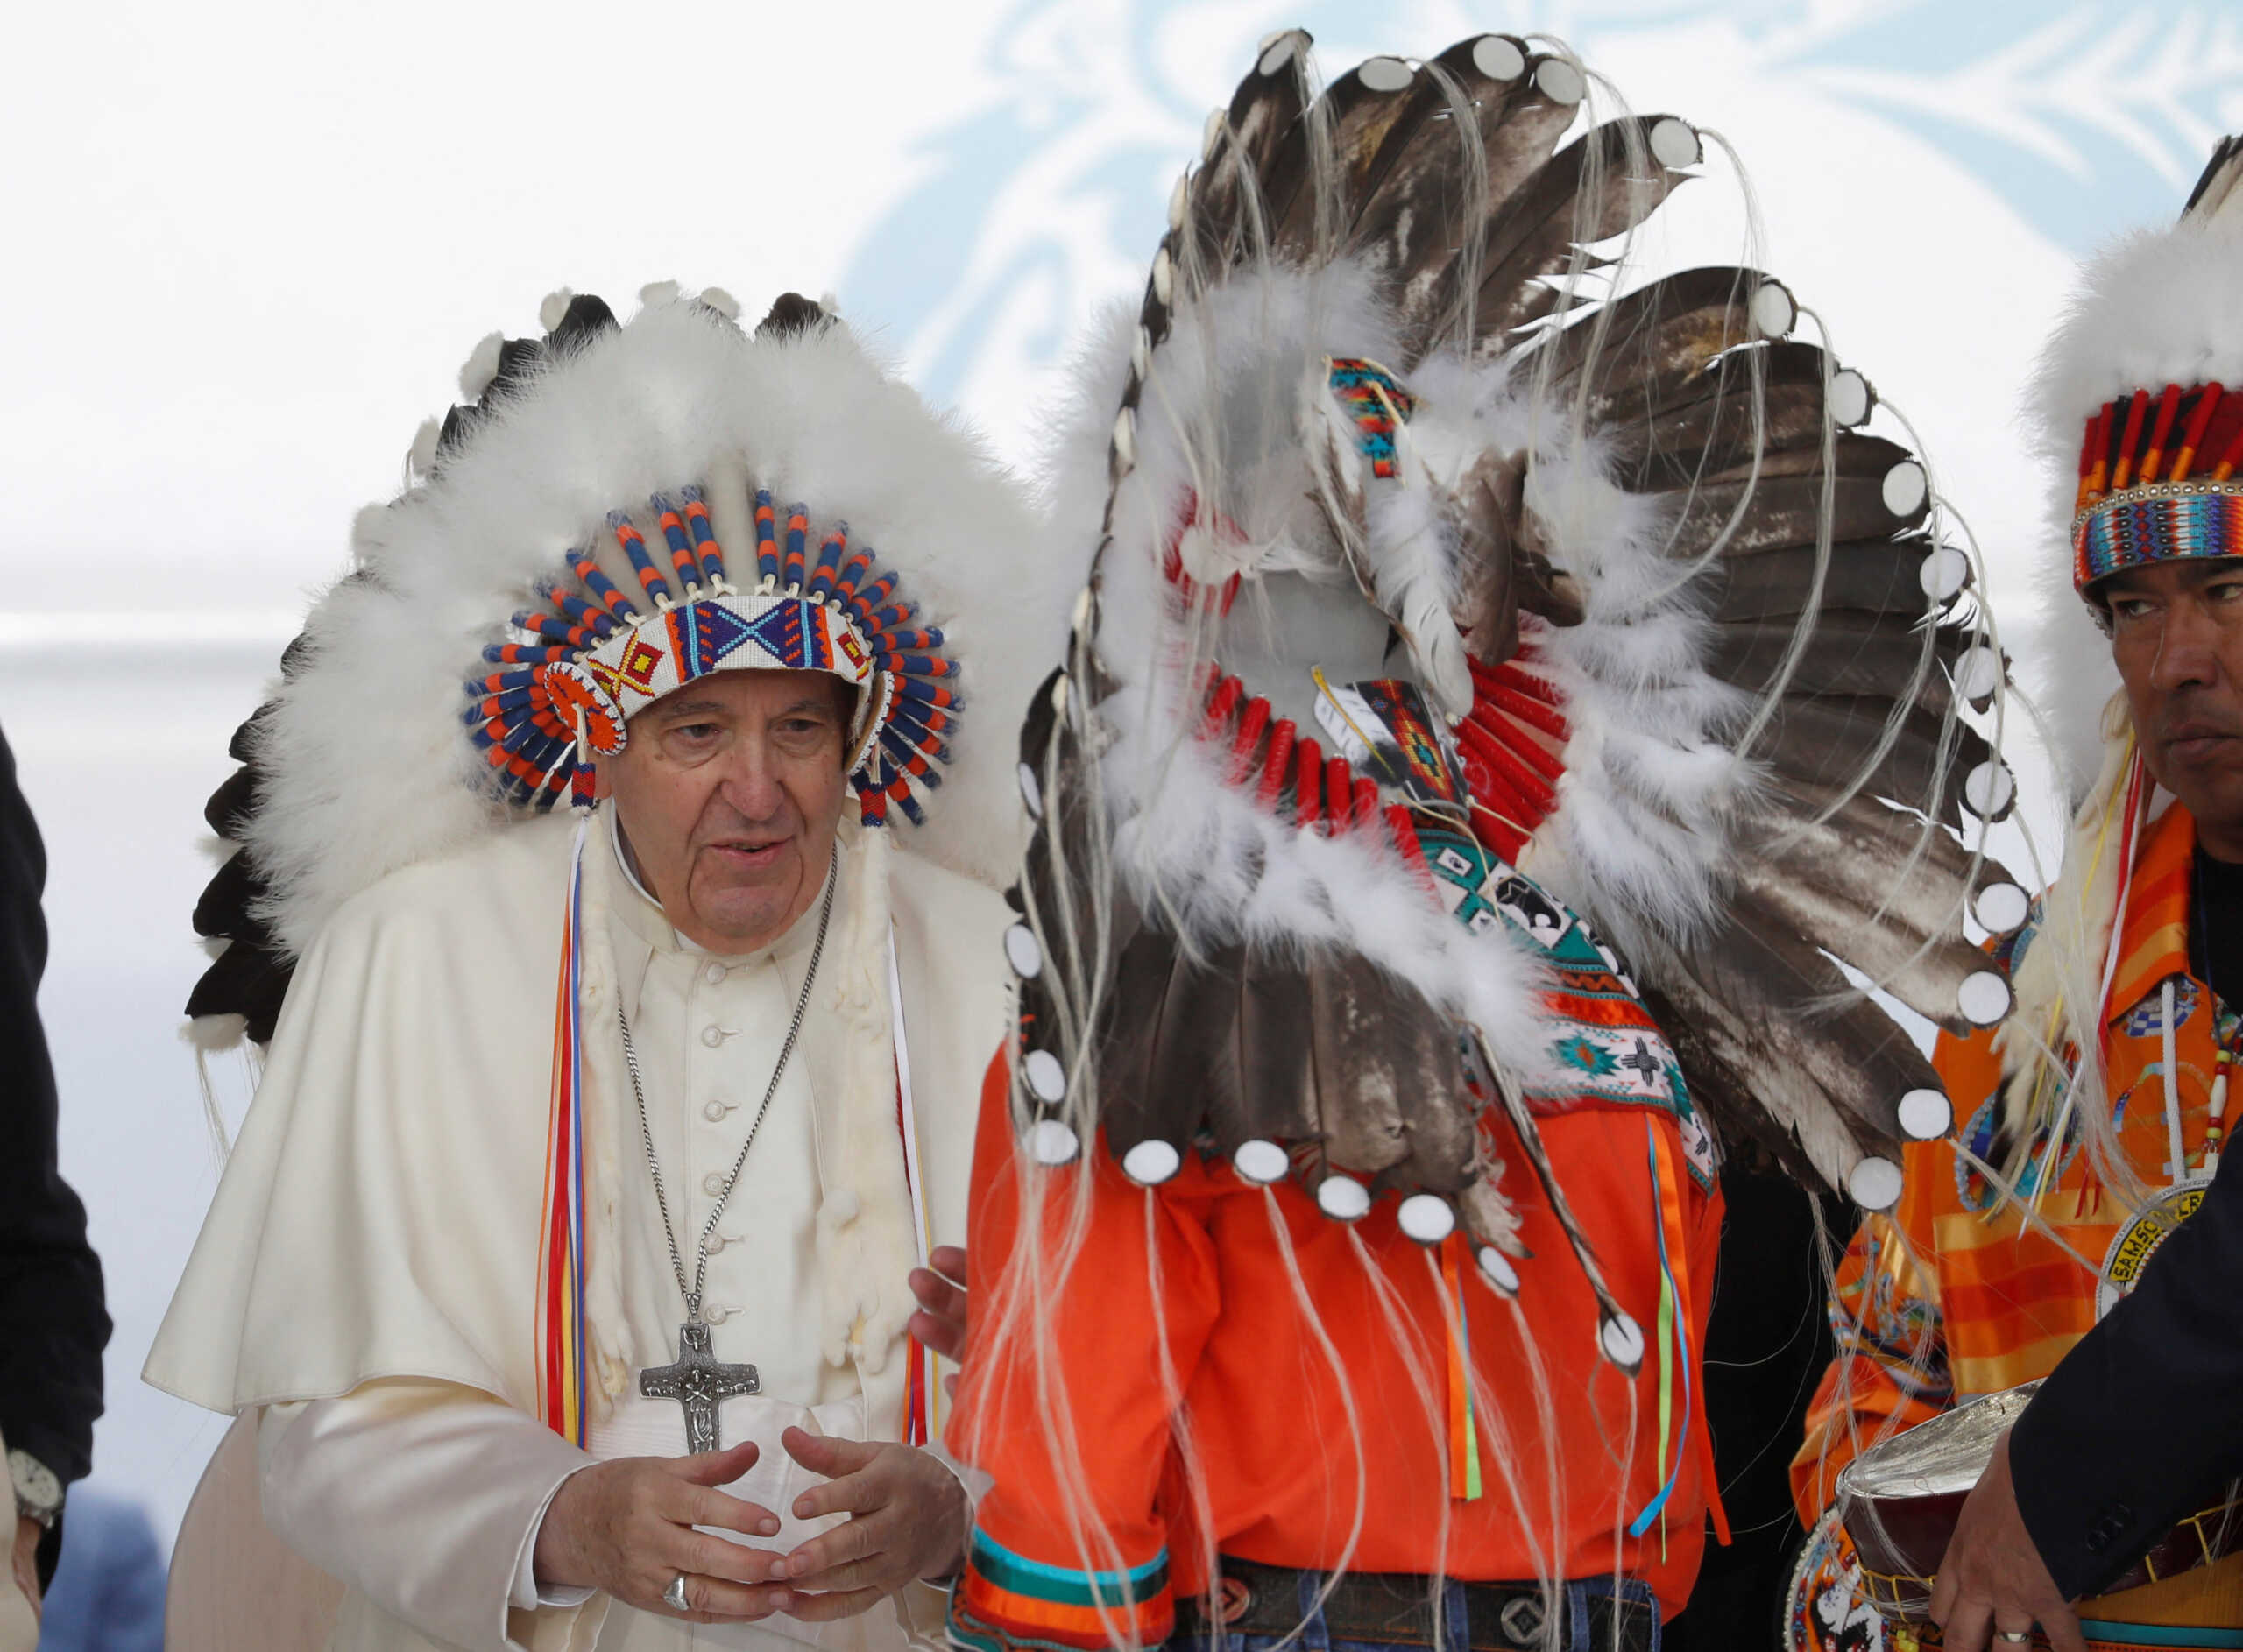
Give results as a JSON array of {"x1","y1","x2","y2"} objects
[
  {"x1": 947, "y1": 1052, "x2": 1220, "y2": 1652},
  {"x1": 1788, "y1": 1025, "x2": 1998, "y2": 1522}
]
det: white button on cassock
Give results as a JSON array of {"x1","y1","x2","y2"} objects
[
  {"x1": 704, "y1": 1100, "x2": 728, "y2": 1121},
  {"x1": 704, "y1": 962, "x2": 727, "y2": 985},
  {"x1": 701, "y1": 1026, "x2": 725, "y2": 1048},
  {"x1": 705, "y1": 1305, "x2": 730, "y2": 1324},
  {"x1": 702, "y1": 1172, "x2": 725, "y2": 1197}
]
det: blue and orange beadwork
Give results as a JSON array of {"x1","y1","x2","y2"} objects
[
  {"x1": 1327, "y1": 356, "x2": 1416, "y2": 479},
  {"x1": 2070, "y1": 380, "x2": 2243, "y2": 592},
  {"x1": 462, "y1": 484, "x2": 960, "y2": 829}
]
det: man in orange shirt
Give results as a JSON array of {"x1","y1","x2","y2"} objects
[
  {"x1": 1790, "y1": 138, "x2": 2243, "y2": 1652},
  {"x1": 944, "y1": 25, "x2": 2022, "y2": 1652}
]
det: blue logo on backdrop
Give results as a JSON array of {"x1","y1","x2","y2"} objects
[{"x1": 839, "y1": 0, "x2": 2243, "y2": 409}]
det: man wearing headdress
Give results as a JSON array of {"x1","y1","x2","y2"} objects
[
  {"x1": 1790, "y1": 139, "x2": 2243, "y2": 1652},
  {"x1": 935, "y1": 26, "x2": 2019, "y2": 1652},
  {"x1": 145, "y1": 287, "x2": 1062, "y2": 1652}
]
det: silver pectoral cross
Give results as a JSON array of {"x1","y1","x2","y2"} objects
[{"x1": 640, "y1": 1319, "x2": 761, "y2": 1453}]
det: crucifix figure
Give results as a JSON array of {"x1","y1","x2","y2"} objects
[{"x1": 640, "y1": 1319, "x2": 761, "y2": 1453}]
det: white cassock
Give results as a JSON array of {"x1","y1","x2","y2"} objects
[{"x1": 146, "y1": 808, "x2": 1012, "y2": 1652}]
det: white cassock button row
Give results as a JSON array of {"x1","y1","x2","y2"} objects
[
  {"x1": 705, "y1": 1234, "x2": 726, "y2": 1254},
  {"x1": 702, "y1": 1172, "x2": 725, "y2": 1197},
  {"x1": 704, "y1": 962, "x2": 728, "y2": 985},
  {"x1": 704, "y1": 1099, "x2": 728, "y2": 1121},
  {"x1": 705, "y1": 1305, "x2": 730, "y2": 1324},
  {"x1": 701, "y1": 1026, "x2": 725, "y2": 1048}
]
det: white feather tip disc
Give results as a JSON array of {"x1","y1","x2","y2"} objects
[
  {"x1": 1648, "y1": 117, "x2": 1701, "y2": 171},
  {"x1": 1315, "y1": 1175, "x2": 1372, "y2": 1221},
  {"x1": 1358, "y1": 56, "x2": 1413, "y2": 94},
  {"x1": 1600, "y1": 1311, "x2": 1645, "y2": 1371},
  {"x1": 1475, "y1": 1246, "x2": 1521, "y2": 1295},
  {"x1": 1122, "y1": 1139, "x2": 1182, "y2": 1186},
  {"x1": 1898, "y1": 1087, "x2": 1954, "y2": 1141},
  {"x1": 1954, "y1": 645, "x2": 2003, "y2": 703},
  {"x1": 1883, "y1": 461, "x2": 1930, "y2": 519},
  {"x1": 1750, "y1": 282, "x2": 1796, "y2": 339},
  {"x1": 1017, "y1": 760, "x2": 1043, "y2": 820},
  {"x1": 1397, "y1": 1193, "x2": 1456, "y2": 1244},
  {"x1": 1958, "y1": 970, "x2": 2013, "y2": 1027},
  {"x1": 1920, "y1": 547, "x2": 1971, "y2": 602},
  {"x1": 1022, "y1": 1048, "x2": 1066, "y2": 1104},
  {"x1": 1003, "y1": 923, "x2": 1043, "y2": 979},
  {"x1": 1472, "y1": 37, "x2": 1526, "y2": 81},
  {"x1": 1029, "y1": 1118, "x2": 1080, "y2": 1167},
  {"x1": 1533, "y1": 57, "x2": 1586, "y2": 105},
  {"x1": 1847, "y1": 1156, "x2": 1906, "y2": 1211},
  {"x1": 1974, "y1": 881, "x2": 2031, "y2": 935},
  {"x1": 1829, "y1": 367, "x2": 1875, "y2": 427},
  {"x1": 538, "y1": 288, "x2": 574, "y2": 334},
  {"x1": 1964, "y1": 761, "x2": 2016, "y2": 820},
  {"x1": 1233, "y1": 1139, "x2": 1290, "y2": 1185}
]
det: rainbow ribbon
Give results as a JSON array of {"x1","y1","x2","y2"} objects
[{"x1": 534, "y1": 817, "x2": 592, "y2": 1445}]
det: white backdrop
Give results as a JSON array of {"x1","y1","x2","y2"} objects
[{"x1": 4, "y1": 0, "x2": 2239, "y2": 1549}]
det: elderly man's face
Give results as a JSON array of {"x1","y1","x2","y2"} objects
[
  {"x1": 602, "y1": 669, "x2": 853, "y2": 951},
  {"x1": 2105, "y1": 558, "x2": 2243, "y2": 858}
]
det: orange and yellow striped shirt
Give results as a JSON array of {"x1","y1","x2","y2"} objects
[{"x1": 1793, "y1": 801, "x2": 2229, "y2": 1520}]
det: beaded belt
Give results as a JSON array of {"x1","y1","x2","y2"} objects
[{"x1": 1171, "y1": 1555, "x2": 1657, "y2": 1651}]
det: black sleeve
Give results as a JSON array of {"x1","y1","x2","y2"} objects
[
  {"x1": 0, "y1": 724, "x2": 109, "y2": 1486},
  {"x1": 2009, "y1": 1143, "x2": 2243, "y2": 1599}
]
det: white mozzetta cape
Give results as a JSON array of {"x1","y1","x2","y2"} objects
[{"x1": 147, "y1": 805, "x2": 1008, "y2": 1458}]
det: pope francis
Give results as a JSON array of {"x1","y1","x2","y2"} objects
[{"x1": 145, "y1": 287, "x2": 1059, "y2": 1652}]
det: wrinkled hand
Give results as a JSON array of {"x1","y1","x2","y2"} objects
[
  {"x1": 908, "y1": 1245, "x2": 967, "y2": 1401},
  {"x1": 534, "y1": 1439, "x2": 791, "y2": 1623},
  {"x1": 1929, "y1": 1429, "x2": 2085, "y2": 1652},
  {"x1": 764, "y1": 1427, "x2": 970, "y2": 1620},
  {"x1": 11, "y1": 1516, "x2": 39, "y2": 1622}
]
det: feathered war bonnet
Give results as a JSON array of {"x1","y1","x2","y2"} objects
[
  {"x1": 1997, "y1": 137, "x2": 2243, "y2": 1159},
  {"x1": 181, "y1": 284, "x2": 1049, "y2": 1446},
  {"x1": 1001, "y1": 23, "x2": 2022, "y2": 1392},
  {"x1": 187, "y1": 286, "x2": 1049, "y2": 1043}
]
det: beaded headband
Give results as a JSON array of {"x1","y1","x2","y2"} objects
[
  {"x1": 464, "y1": 483, "x2": 959, "y2": 826},
  {"x1": 2070, "y1": 381, "x2": 2243, "y2": 592}
]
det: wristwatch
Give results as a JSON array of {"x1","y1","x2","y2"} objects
[{"x1": 8, "y1": 1449, "x2": 62, "y2": 1530}]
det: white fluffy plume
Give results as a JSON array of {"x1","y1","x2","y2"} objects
[
  {"x1": 2018, "y1": 196, "x2": 2243, "y2": 801},
  {"x1": 245, "y1": 294, "x2": 1058, "y2": 958}
]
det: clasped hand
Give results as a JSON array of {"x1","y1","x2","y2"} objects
[{"x1": 533, "y1": 1427, "x2": 968, "y2": 1625}]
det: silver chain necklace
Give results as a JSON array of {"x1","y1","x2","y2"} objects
[{"x1": 620, "y1": 846, "x2": 837, "y2": 1452}]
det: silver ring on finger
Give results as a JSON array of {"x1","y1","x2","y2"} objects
[{"x1": 663, "y1": 1571, "x2": 691, "y2": 1613}]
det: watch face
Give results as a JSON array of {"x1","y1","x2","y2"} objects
[{"x1": 8, "y1": 1449, "x2": 60, "y2": 1514}]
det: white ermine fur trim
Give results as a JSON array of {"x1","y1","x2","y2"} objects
[
  {"x1": 698, "y1": 286, "x2": 742, "y2": 321},
  {"x1": 539, "y1": 288, "x2": 575, "y2": 334},
  {"x1": 247, "y1": 298, "x2": 1057, "y2": 959}
]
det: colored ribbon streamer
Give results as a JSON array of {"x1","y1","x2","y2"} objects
[
  {"x1": 1440, "y1": 1235, "x2": 1485, "y2": 1501},
  {"x1": 1627, "y1": 1119, "x2": 1692, "y2": 1539},
  {"x1": 535, "y1": 815, "x2": 592, "y2": 1445}
]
